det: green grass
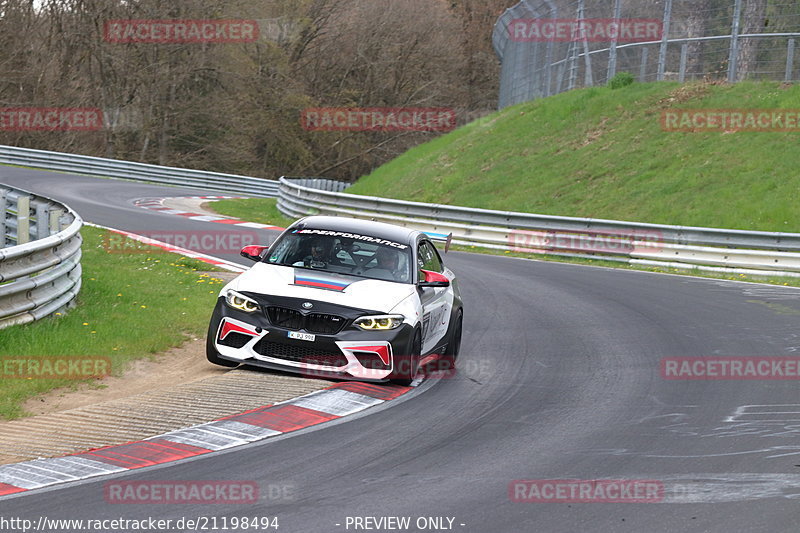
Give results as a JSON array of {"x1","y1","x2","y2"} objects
[
  {"x1": 208, "y1": 81, "x2": 800, "y2": 287},
  {"x1": 348, "y1": 80, "x2": 800, "y2": 233},
  {"x1": 0, "y1": 226, "x2": 226, "y2": 420},
  {"x1": 210, "y1": 198, "x2": 294, "y2": 228}
]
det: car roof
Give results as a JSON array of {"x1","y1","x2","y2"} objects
[{"x1": 290, "y1": 216, "x2": 420, "y2": 245}]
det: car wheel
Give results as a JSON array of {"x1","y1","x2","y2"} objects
[
  {"x1": 440, "y1": 310, "x2": 462, "y2": 370},
  {"x1": 206, "y1": 323, "x2": 239, "y2": 368},
  {"x1": 390, "y1": 329, "x2": 421, "y2": 386}
]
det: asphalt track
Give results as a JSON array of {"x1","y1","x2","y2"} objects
[{"x1": 2, "y1": 167, "x2": 800, "y2": 533}]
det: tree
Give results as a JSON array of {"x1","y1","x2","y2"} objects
[{"x1": 736, "y1": 0, "x2": 768, "y2": 80}]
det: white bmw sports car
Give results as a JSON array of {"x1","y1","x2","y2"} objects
[{"x1": 206, "y1": 216, "x2": 463, "y2": 384}]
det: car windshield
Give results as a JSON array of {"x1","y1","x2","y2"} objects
[{"x1": 264, "y1": 228, "x2": 412, "y2": 284}]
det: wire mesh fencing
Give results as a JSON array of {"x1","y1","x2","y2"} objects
[{"x1": 493, "y1": 0, "x2": 800, "y2": 108}]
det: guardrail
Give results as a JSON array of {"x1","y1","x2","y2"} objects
[
  {"x1": 0, "y1": 185, "x2": 83, "y2": 329},
  {"x1": 0, "y1": 145, "x2": 279, "y2": 198},
  {"x1": 2, "y1": 144, "x2": 798, "y2": 279},
  {"x1": 277, "y1": 177, "x2": 800, "y2": 278}
]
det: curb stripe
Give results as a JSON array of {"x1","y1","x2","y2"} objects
[
  {"x1": 228, "y1": 404, "x2": 339, "y2": 432},
  {"x1": 78, "y1": 440, "x2": 212, "y2": 469},
  {"x1": 0, "y1": 483, "x2": 26, "y2": 496},
  {"x1": 288, "y1": 389, "x2": 383, "y2": 417},
  {"x1": 85, "y1": 223, "x2": 247, "y2": 273},
  {"x1": 133, "y1": 197, "x2": 285, "y2": 232},
  {"x1": 0, "y1": 383, "x2": 411, "y2": 498},
  {"x1": 330, "y1": 382, "x2": 409, "y2": 401}
]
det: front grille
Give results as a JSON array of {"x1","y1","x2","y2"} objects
[
  {"x1": 267, "y1": 307, "x2": 304, "y2": 330},
  {"x1": 266, "y1": 306, "x2": 346, "y2": 335},
  {"x1": 219, "y1": 332, "x2": 252, "y2": 349},
  {"x1": 306, "y1": 313, "x2": 346, "y2": 334},
  {"x1": 253, "y1": 339, "x2": 348, "y2": 368}
]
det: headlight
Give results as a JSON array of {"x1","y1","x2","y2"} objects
[
  {"x1": 225, "y1": 290, "x2": 260, "y2": 313},
  {"x1": 354, "y1": 314, "x2": 404, "y2": 331}
]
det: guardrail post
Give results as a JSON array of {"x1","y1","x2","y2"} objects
[
  {"x1": 786, "y1": 39, "x2": 796, "y2": 82},
  {"x1": 34, "y1": 201, "x2": 50, "y2": 240},
  {"x1": 49, "y1": 208, "x2": 64, "y2": 234},
  {"x1": 0, "y1": 189, "x2": 7, "y2": 247},
  {"x1": 16, "y1": 195, "x2": 30, "y2": 245}
]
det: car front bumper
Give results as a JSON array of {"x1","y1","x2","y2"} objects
[{"x1": 208, "y1": 298, "x2": 415, "y2": 382}]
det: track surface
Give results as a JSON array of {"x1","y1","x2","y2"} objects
[{"x1": 2, "y1": 168, "x2": 800, "y2": 532}]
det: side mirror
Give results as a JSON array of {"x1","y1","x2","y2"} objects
[
  {"x1": 240, "y1": 245, "x2": 268, "y2": 262},
  {"x1": 418, "y1": 269, "x2": 450, "y2": 288}
]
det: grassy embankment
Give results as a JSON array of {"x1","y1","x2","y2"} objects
[{"x1": 211, "y1": 81, "x2": 800, "y2": 285}]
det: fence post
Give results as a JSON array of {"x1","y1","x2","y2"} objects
[
  {"x1": 542, "y1": 0, "x2": 558, "y2": 97},
  {"x1": 16, "y1": 195, "x2": 30, "y2": 245},
  {"x1": 679, "y1": 43, "x2": 689, "y2": 82},
  {"x1": 786, "y1": 39, "x2": 796, "y2": 82},
  {"x1": 578, "y1": 0, "x2": 593, "y2": 86},
  {"x1": 0, "y1": 189, "x2": 7, "y2": 247},
  {"x1": 606, "y1": 0, "x2": 623, "y2": 82},
  {"x1": 657, "y1": 0, "x2": 673, "y2": 81},
  {"x1": 640, "y1": 47, "x2": 649, "y2": 81},
  {"x1": 728, "y1": 0, "x2": 743, "y2": 83}
]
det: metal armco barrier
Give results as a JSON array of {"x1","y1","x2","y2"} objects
[
  {"x1": 277, "y1": 178, "x2": 800, "y2": 278},
  {"x1": 0, "y1": 185, "x2": 83, "y2": 329},
  {"x1": 2, "y1": 143, "x2": 798, "y2": 280},
  {"x1": 0, "y1": 145, "x2": 279, "y2": 198}
]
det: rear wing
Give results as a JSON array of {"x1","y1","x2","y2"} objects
[{"x1": 423, "y1": 231, "x2": 453, "y2": 253}]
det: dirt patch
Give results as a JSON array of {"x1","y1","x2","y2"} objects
[
  {"x1": 579, "y1": 117, "x2": 611, "y2": 147},
  {"x1": 20, "y1": 337, "x2": 222, "y2": 417},
  {"x1": 656, "y1": 81, "x2": 717, "y2": 108}
]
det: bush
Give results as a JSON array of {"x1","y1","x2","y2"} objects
[{"x1": 608, "y1": 72, "x2": 635, "y2": 89}]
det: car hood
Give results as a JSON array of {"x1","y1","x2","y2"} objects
[{"x1": 226, "y1": 262, "x2": 417, "y2": 313}]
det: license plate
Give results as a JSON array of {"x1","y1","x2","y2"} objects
[{"x1": 288, "y1": 331, "x2": 315, "y2": 342}]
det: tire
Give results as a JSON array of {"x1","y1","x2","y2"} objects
[
  {"x1": 390, "y1": 329, "x2": 421, "y2": 386},
  {"x1": 206, "y1": 322, "x2": 239, "y2": 368},
  {"x1": 440, "y1": 310, "x2": 462, "y2": 370}
]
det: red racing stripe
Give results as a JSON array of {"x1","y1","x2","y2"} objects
[
  {"x1": 78, "y1": 439, "x2": 211, "y2": 469},
  {"x1": 226, "y1": 405, "x2": 338, "y2": 432},
  {"x1": 0, "y1": 483, "x2": 26, "y2": 496}
]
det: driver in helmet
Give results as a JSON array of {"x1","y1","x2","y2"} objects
[
  {"x1": 294, "y1": 237, "x2": 331, "y2": 268},
  {"x1": 373, "y1": 247, "x2": 405, "y2": 281},
  {"x1": 303, "y1": 237, "x2": 332, "y2": 268}
]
